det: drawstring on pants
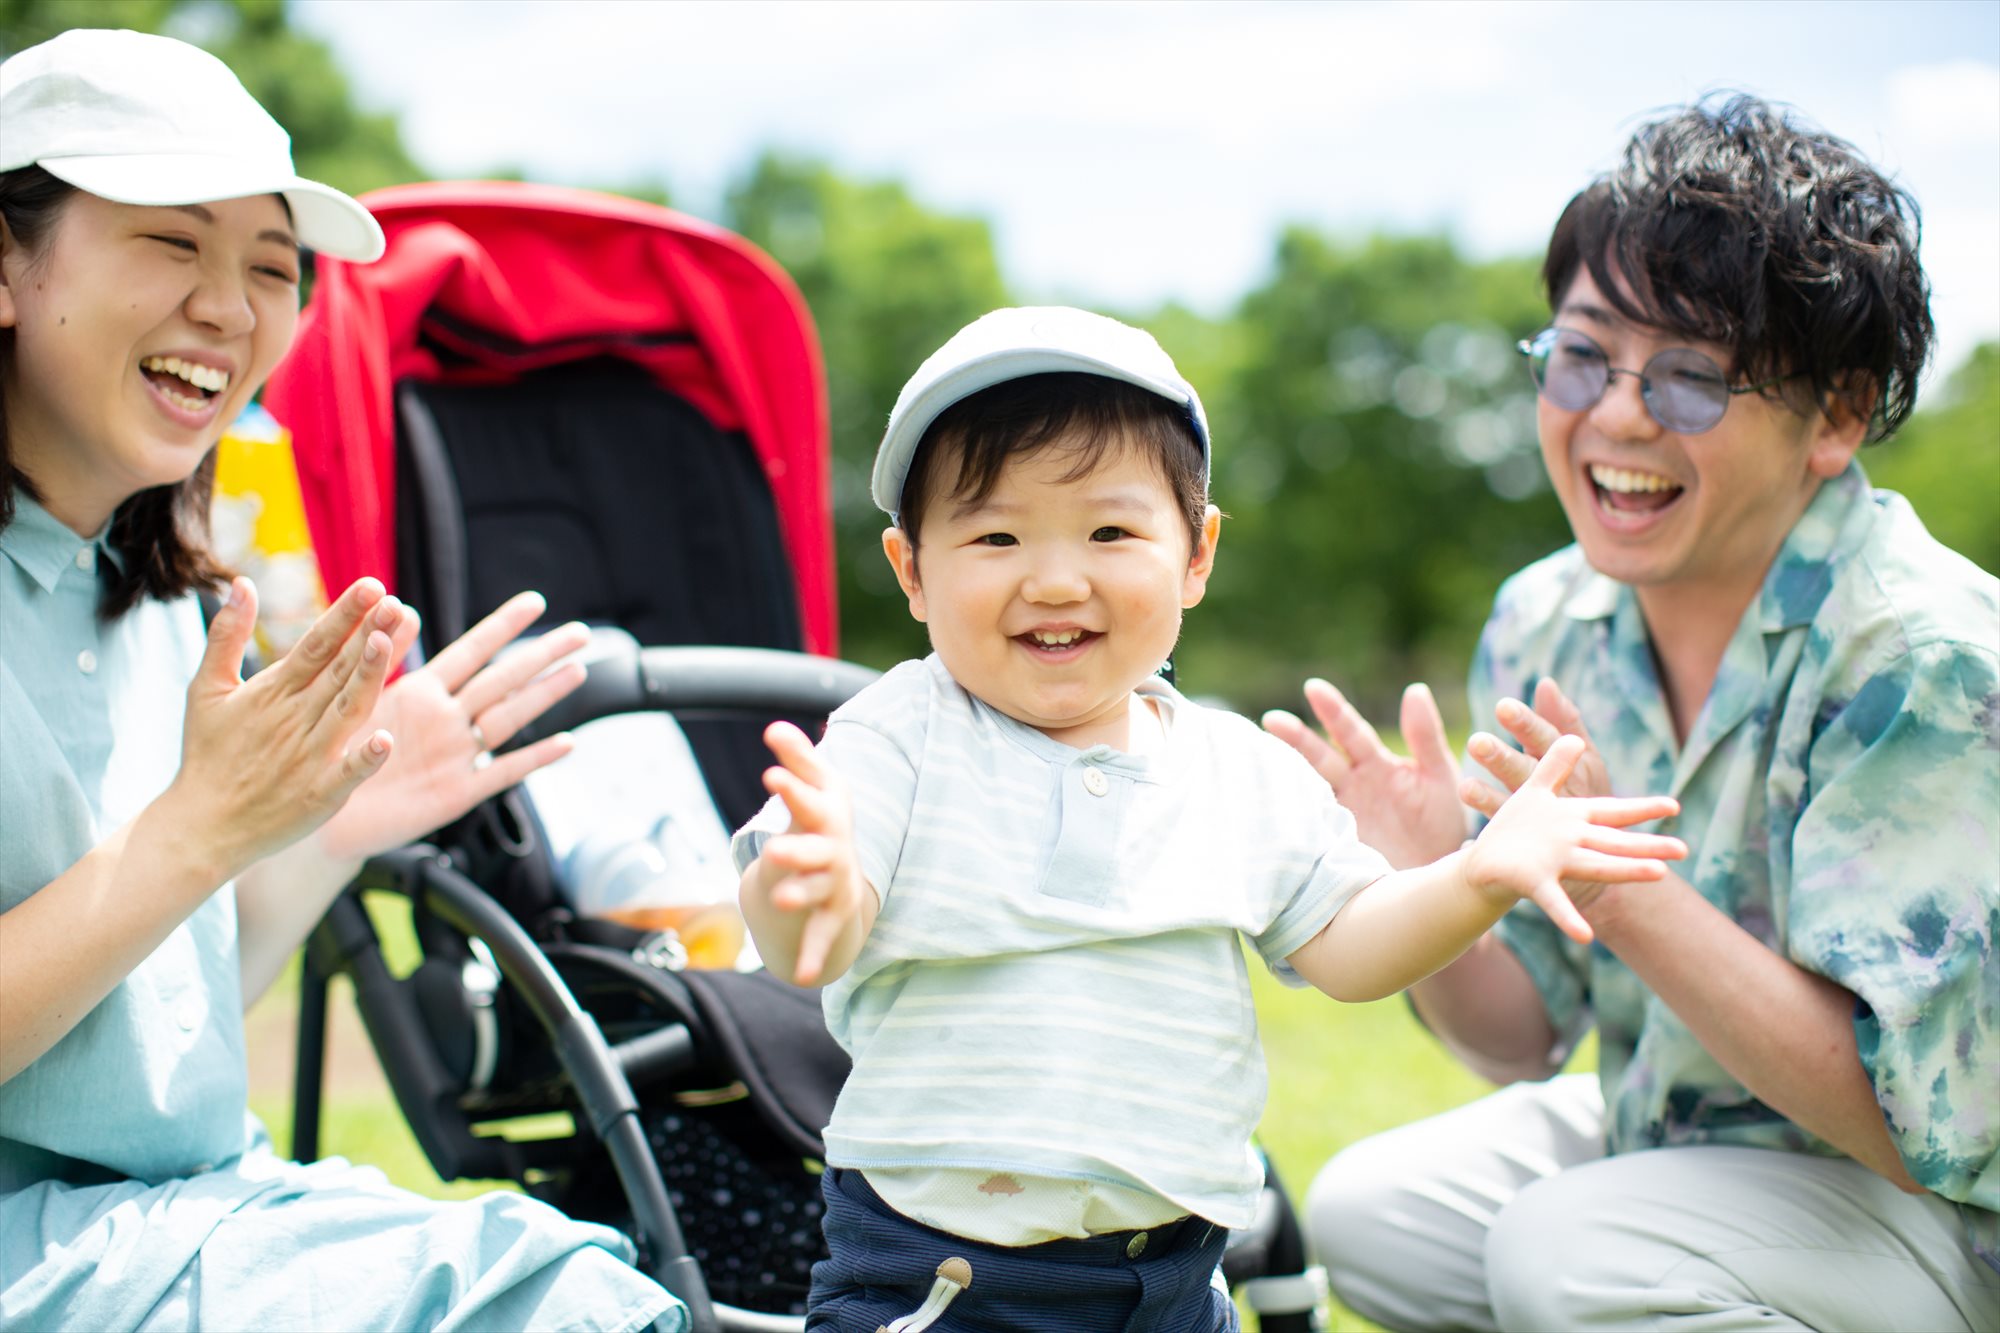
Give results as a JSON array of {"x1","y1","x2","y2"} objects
[{"x1": 879, "y1": 1257, "x2": 973, "y2": 1333}]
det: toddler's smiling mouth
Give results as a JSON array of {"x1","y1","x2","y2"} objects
[{"x1": 1018, "y1": 629, "x2": 1101, "y2": 652}]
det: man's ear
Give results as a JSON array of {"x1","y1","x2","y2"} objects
[
  {"x1": 881, "y1": 527, "x2": 926, "y2": 622},
  {"x1": 1806, "y1": 376, "x2": 1874, "y2": 480},
  {"x1": 1181, "y1": 505, "x2": 1223, "y2": 610}
]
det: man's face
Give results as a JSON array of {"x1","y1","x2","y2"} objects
[
  {"x1": 882, "y1": 432, "x2": 1219, "y2": 752},
  {"x1": 1536, "y1": 268, "x2": 1863, "y2": 605}
]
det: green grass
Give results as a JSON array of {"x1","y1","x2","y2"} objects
[{"x1": 245, "y1": 898, "x2": 1584, "y2": 1329}]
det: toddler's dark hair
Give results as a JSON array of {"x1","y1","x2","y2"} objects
[
  {"x1": 898, "y1": 373, "x2": 1208, "y2": 554},
  {"x1": 1544, "y1": 92, "x2": 1933, "y2": 441}
]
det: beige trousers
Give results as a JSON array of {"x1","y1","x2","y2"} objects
[{"x1": 1305, "y1": 1074, "x2": 2000, "y2": 1332}]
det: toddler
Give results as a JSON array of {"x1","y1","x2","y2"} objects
[{"x1": 732, "y1": 307, "x2": 1684, "y2": 1332}]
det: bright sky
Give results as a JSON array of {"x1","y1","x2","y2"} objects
[{"x1": 299, "y1": 0, "x2": 2000, "y2": 381}]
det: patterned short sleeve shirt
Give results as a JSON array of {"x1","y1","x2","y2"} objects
[{"x1": 1475, "y1": 463, "x2": 1999, "y2": 1270}]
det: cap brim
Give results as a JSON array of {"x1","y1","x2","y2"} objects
[
  {"x1": 870, "y1": 347, "x2": 1194, "y2": 516},
  {"x1": 38, "y1": 153, "x2": 386, "y2": 261}
]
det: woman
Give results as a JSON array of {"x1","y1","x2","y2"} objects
[{"x1": 0, "y1": 29, "x2": 683, "y2": 1332}]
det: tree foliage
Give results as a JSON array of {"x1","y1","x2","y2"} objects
[
  {"x1": 1, "y1": 0, "x2": 423, "y2": 194},
  {"x1": 1179, "y1": 229, "x2": 1572, "y2": 720},
  {"x1": 724, "y1": 153, "x2": 1009, "y2": 667},
  {"x1": 1866, "y1": 342, "x2": 2000, "y2": 578}
]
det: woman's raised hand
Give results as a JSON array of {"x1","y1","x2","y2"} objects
[
  {"x1": 312, "y1": 590, "x2": 588, "y2": 864},
  {"x1": 169, "y1": 575, "x2": 398, "y2": 880}
]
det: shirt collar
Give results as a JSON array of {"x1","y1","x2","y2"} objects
[
  {"x1": 1752, "y1": 459, "x2": 1870, "y2": 631},
  {"x1": 1558, "y1": 459, "x2": 1873, "y2": 631},
  {"x1": 956, "y1": 662, "x2": 1185, "y2": 782},
  {"x1": 1, "y1": 490, "x2": 123, "y2": 594}
]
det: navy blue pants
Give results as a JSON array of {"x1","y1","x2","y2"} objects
[{"x1": 807, "y1": 1168, "x2": 1238, "y2": 1332}]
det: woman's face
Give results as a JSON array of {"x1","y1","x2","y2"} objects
[{"x1": 0, "y1": 189, "x2": 301, "y2": 535}]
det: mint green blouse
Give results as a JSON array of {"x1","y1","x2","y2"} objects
[{"x1": 0, "y1": 491, "x2": 682, "y2": 1330}]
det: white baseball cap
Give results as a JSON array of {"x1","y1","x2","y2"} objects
[
  {"x1": 871, "y1": 305, "x2": 1211, "y2": 519},
  {"x1": 0, "y1": 28, "x2": 385, "y2": 261}
]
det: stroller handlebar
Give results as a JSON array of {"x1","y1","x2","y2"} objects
[{"x1": 506, "y1": 645, "x2": 882, "y2": 751}]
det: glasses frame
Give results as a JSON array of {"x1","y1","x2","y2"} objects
[{"x1": 1516, "y1": 326, "x2": 1784, "y2": 435}]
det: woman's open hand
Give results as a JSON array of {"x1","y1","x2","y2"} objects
[
  {"x1": 313, "y1": 590, "x2": 588, "y2": 864},
  {"x1": 169, "y1": 575, "x2": 398, "y2": 879}
]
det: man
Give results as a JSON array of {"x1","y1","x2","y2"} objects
[{"x1": 1264, "y1": 94, "x2": 1999, "y2": 1330}]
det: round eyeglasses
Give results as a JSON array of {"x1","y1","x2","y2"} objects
[{"x1": 1517, "y1": 327, "x2": 1778, "y2": 435}]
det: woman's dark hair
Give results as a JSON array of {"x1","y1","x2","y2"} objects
[
  {"x1": 1543, "y1": 93, "x2": 1934, "y2": 442},
  {"x1": 898, "y1": 372, "x2": 1209, "y2": 555},
  {"x1": 2, "y1": 165, "x2": 228, "y2": 617}
]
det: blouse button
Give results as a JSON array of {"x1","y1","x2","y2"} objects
[
  {"x1": 175, "y1": 999, "x2": 200, "y2": 1032},
  {"x1": 76, "y1": 649, "x2": 98, "y2": 675},
  {"x1": 1082, "y1": 768, "x2": 1109, "y2": 798},
  {"x1": 74, "y1": 546, "x2": 95, "y2": 571}
]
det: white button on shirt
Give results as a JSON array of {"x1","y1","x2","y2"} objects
[
  {"x1": 175, "y1": 999, "x2": 201, "y2": 1032},
  {"x1": 74, "y1": 546, "x2": 95, "y2": 572},
  {"x1": 76, "y1": 649, "x2": 98, "y2": 675},
  {"x1": 1081, "y1": 767, "x2": 1109, "y2": 797}
]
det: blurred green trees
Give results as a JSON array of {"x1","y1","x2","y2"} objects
[
  {"x1": 1866, "y1": 342, "x2": 2000, "y2": 578},
  {"x1": 1180, "y1": 231, "x2": 1570, "y2": 719},
  {"x1": 6, "y1": 1, "x2": 1993, "y2": 714},
  {"x1": 724, "y1": 154, "x2": 1009, "y2": 669},
  {"x1": 0, "y1": 0, "x2": 423, "y2": 192}
]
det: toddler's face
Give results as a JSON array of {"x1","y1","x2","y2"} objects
[{"x1": 883, "y1": 432, "x2": 1218, "y2": 751}]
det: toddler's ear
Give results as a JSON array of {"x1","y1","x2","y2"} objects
[
  {"x1": 1181, "y1": 505, "x2": 1222, "y2": 609},
  {"x1": 881, "y1": 528, "x2": 926, "y2": 622}
]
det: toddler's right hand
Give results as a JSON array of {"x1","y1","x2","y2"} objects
[
  {"x1": 756, "y1": 720, "x2": 867, "y2": 984},
  {"x1": 167, "y1": 576, "x2": 400, "y2": 880}
]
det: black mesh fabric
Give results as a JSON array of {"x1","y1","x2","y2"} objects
[{"x1": 645, "y1": 1102, "x2": 825, "y2": 1316}]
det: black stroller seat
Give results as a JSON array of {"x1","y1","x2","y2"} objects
[{"x1": 396, "y1": 356, "x2": 802, "y2": 827}]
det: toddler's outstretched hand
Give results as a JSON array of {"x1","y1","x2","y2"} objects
[
  {"x1": 1462, "y1": 735, "x2": 1685, "y2": 944},
  {"x1": 754, "y1": 721, "x2": 870, "y2": 985}
]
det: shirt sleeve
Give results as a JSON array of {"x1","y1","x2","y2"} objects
[
  {"x1": 1785, "y1": 640, "x2": 2000, "y2": 1207},
  {"x1": 1252, "y1": 747, "x2": 1394, "y2": 985},
  {"x1": 728, "y1": 682, "x2": 923, "y2": 901}
]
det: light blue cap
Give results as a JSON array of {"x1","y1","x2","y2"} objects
[{"x1": 871, "y1": 305, "x2": 1211, "y2": 519}]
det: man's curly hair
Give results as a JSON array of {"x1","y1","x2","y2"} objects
[{"x1": 1543, "y1": 93, "x2": 1934, "y2": 442}]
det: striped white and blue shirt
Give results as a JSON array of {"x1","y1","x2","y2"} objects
[{"x1": 734, "y1": 655, "x2": 1388, "y2": 1236}]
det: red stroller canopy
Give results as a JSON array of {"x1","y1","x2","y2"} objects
[{"x1": 264, "y1": 181, "x2": 836, "y2": 655}]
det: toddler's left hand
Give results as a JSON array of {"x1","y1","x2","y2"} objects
[
  {"x1": 757, "y1": 720, "x2": 870, "y2": 985},
  {"x1": 1461, "y1": 735, "x2": 1684, "y2": 943}
]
